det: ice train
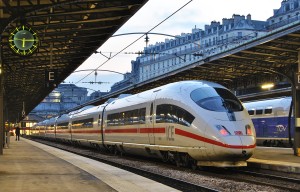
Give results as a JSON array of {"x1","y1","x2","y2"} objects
[{"x1": 31, "y1": 81, "x2": 256, "y2": 167}]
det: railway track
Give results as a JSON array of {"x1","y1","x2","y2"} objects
[
  {"x1": 197, "y1": 167, "x2": 300, "y2": 192},
  {"x1": 232, "y1": 169, "x2": 300, "y2": 191},
  {"x1": 30, "y1": 137, "x2": 300, "y2": 192}
]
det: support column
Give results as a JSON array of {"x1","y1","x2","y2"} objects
[
  {"x1": 294, "y1": 50, "x2": 300, "y2": 156},
  {"x1": 0, "y1": 45, "x2": 3, "y2": 155}
]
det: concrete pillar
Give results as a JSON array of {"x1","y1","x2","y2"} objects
[
  {"x1": 0, "y1": 44, "x2": 3, "y2": 155},
  {"x1": 294, "y1": 50, "x2": 300, "y2": 156}
]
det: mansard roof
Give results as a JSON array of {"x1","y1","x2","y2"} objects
[
  {"x1": 234, "y1": 20, "x2": 266, "y2": 30},
  {"x1": 269, "y1": 0, "x2": 300, "y2": 19}
]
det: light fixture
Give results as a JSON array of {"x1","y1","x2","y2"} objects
[{"x1": 261, "y1": 83, "x2": 274, "y2": 89}]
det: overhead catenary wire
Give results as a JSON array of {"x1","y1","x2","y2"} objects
[{"x1": 75, "y1": 0, "x2": 194, "y2": 84}]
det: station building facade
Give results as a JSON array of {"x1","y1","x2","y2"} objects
[
  {"x1": 30, "y1": 84, "x2": 89, "y2": 119},
  {"x1": 267, "y1": 0, "x2": 300, "y2": 29},
  {"x1": 131, "y1": 13, "x2": 267, "y2": 83},
  {"x1": 111, "y1": 0, "x2": 300, "y2": 91}
]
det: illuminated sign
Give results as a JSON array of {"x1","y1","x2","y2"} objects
[{"x1": 45, "y1": 70, "x2": 58, "y2": 88}]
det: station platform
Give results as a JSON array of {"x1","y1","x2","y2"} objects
[
  {"x1": 247, "y1": 147, "x2": 300, "y2": 173},
  {"x1": 1, "y1": 138, "x2": 299, "y2": 192},
  {"x1": 0, "y1": 137, "x2": 178, "y2": 192}
]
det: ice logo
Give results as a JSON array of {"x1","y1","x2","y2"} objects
[{"x1": 276, "y1": 125, "x2": 286, "y2": 132}]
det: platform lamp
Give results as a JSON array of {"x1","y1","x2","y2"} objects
[{"x1": 261, "y1": 83, "x2": 274, "y2": 90}]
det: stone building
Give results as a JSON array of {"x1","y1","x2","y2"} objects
[
  {"x1": 114, "y1": 0, "x2": 299, "y2": 89},
  {"x1": 267, "y1": 0, "x2": 300, "y2": 29},
  {"x1": 30, "y1": 84, "x2": 88, "y2": 119},
  {"x1": 131, "y1": 13, "x2": 267, "y2": 83}
]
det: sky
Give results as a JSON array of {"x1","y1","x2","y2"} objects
[{"x1": 63, "y1": 0, "x2": 283, "y2": 94}]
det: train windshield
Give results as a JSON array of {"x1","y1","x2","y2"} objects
[{"x1": 190, "y1": 87, "x2": 243, "y2": 112}]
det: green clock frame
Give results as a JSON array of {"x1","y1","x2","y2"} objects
[{"x1": 9, "y1": 25, "x2": 39, "y2": 56}]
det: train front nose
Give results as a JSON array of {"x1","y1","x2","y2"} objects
[
  {"x1": 211, "y1": 123, "x2": 256, "y2": 161},
  {"x1": 222, "y1": 135, "x2": 255, "y2": 159}
]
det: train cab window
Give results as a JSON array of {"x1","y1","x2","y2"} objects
[
  {"x1": 248, "y1": 110, "x2": 255, "y2": 115},
  {"x1": 156, "y1": 104, "x2": 195, "y2": 126},
  {"x1": 255, "y1": 109, "x2": 263, "y2": 115},
  {"x1": 264, "y1": 108, "x2": 272, "y2": 114},
  {"x1": 191, "y1": 87, "x2": 243, "y2": 112}
]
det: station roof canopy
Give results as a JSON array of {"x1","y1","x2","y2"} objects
[{"x1": 0, "y1": 0, "x2": 148, "y2": 122}]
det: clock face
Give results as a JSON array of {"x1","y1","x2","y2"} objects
[{"x1": 9, "y1": 25, "x2": 39, "y2": 56}]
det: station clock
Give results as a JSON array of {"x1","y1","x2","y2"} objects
[{"x1": 9, "y1": 25, "x2": 39, "y2": 56}]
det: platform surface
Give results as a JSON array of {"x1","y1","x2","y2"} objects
[
  {"x1": 1, "y1": 137, "x2": 299, "y2": 192},
  {"x1": 248, "y1": 147, "x2": 300, "y2": 173},
  {"x1": 0, "y1": 137, "x2": 178, "y2": 192}
]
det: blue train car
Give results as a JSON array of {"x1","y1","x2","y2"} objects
[{"x1": 243, "y1": 97, "x2": 294, "y2": 147}]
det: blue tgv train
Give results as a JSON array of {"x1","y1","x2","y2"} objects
[{"x1": 243, "y1": 97, "x2": 294, "y2": 147}]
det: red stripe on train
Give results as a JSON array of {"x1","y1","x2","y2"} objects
[
  {"x1": 35, "y1": 127, "x2": 255, "y2": 149},
  {"x1": 175, "y1": 128, "x2": 256, "y2": 149},
  {"x1": 72, "y1": 130, "x2": 101, "y2": 134},
  {"x1": 139, "y1": 127, "x2": 165, "y2": 133},
  {"x1": 105, "y1": 128, "x2": 137, "y2": 133}
]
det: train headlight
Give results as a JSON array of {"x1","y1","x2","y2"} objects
[
  {"x1": 245, "y1": 124, "x2": 253, "y2": 135},
  {"x1": 216, "y1": 125, "x2": 231, "y2": 136}
]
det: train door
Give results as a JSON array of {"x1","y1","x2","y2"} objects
[
  {"x1": 148, "y1": 102, "x2": 155, "y2": 144},
  {"x1": 147, "y1": 91, "x2": 159, "y2": 144}
]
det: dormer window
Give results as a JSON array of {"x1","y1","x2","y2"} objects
[{"x1": 285, "y1": 4, "x2": 290, "y2": 12}]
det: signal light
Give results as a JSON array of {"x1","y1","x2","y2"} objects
[
  {"x1": 216, "y1": 125, "x2": 231, "y2": 136},
  {"x1": 245, "y1": 124, "x2": 253, "y2": 135}
]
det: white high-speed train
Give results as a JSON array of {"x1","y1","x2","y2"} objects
[{"x1": 31, "y1": 81, "x2": 256, "y2": 167}]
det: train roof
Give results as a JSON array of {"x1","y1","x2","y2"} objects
[
  {"x1": 39, "y1": 81, "x2": 229, "y2": 121},
  {"x1": 68, "y1": 105, "x2": 95, "y2": 115},
  {"x1": 243, "y1": 96, "x2": 291, "y2": 110},
  {"x1": 70, "y1": 104, "x2": 106, "y2": 118},
  {"x1": 106, "y1": 80, "x2": 227, "y2": 111}
]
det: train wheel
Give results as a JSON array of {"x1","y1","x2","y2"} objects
[
  {"x1": 190, "y1": 160, "x2": 198, "y2": 170},
  {"x1": 181, "y1": 153, "x2": 190, "y2": 167},
  {"x1": 174, "y1": 152, "x2": 181, "y2": 167},
  {"x1": 161, "y1": 151, "x2": 169, "y2": 162}
]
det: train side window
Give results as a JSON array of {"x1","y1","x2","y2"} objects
[
  {"x1": 124, "y1": 111, "x2": 133, "y2": 125},
  {"x1": 264, "y1": 108, "x2": 272, "y2": 114},
  {"x1": 156, "y1": 104, "x2": 195, "y2": 126},
  {"x1": 248, "y1": 110, "x2": 254, "y2": 115},
  {"x1": 156, "y1": 105, "x2": 167, "y2": 123},
  {"x1": 177, "y1": 106, "x2": 195, "y2": 127},
  {"x1": 72, "y1": 118, "x2": 93, "y2": 129},
  {"x1": 120, "y1": 112, "x2": 125, "y2": 125},
  {"x1": 57, "y1": 122, "x2": 68, "y2": 129},
  {"x1": 107, "y1": 108, "x2": 147, "y2": 127},
  {"x1": 139, "y1": 108, "x2": 146, "y2": 124},
  {"x1": 131, "y1": 109, "x2": 139, "y2": 124},
  {"x1": 255, "y1": 109, "x2": 263, "y2": 115}
]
